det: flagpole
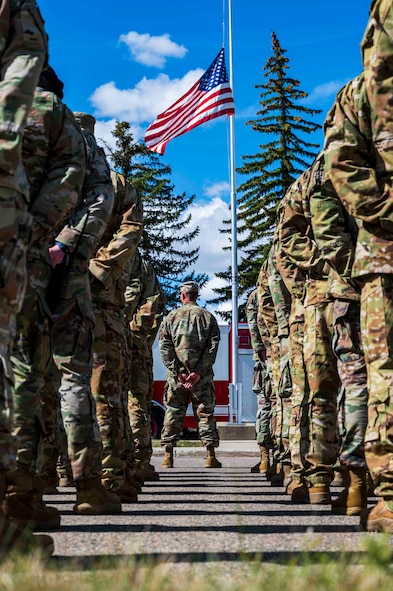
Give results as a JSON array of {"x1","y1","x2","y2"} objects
[{"x1": 227, "y1": 0, "x2": 240, "y2": 424}]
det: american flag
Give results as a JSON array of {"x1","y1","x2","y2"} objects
[{"x1": 144, "y1": 48, "x2": 234, "y2": 155}]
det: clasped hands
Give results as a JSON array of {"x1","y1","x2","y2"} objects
[{"x1": 178, "y1": 371, "x2": 201, "y2": 390}]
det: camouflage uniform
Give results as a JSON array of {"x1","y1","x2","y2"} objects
[
  {"x1": 279, "y1": 154, "x2": 340, "y2": 488},
  {"x1": 9, "y1": 82, "x2": 85, "y2": 492},
  {"x1": 256, "y1": 260, "x2": 279, "y2": 459},
  {"x1": 323, "y1": 70, "x2": 393, "y2": 505},
  {"x1": 0, "y1": 0, "x2": 48, "y2": 478},
  {"x1": 275, "y1": 190, "x2": 308, "y2": 484},
  {"x1": 90, "y1": 170, "x2": 143, "y2": 492},
  {"x1": 267, "y1": 245, "x2": 292, "y2": 467},
  {"x1": 309, "y1": 140, "x2": 368, "y2": 471},
  {"x1": 159, "y1": 299, "x2": 220, "y2": 447},
  {"x1": 124, "y1": 250, "x2": 165, "y2": 473},
  {"x1": 49, "y1": 114, "x2": 114, "y2": 482},
  {"x1": 246, "y1": 289, "x2": 275, "y2": 461}
]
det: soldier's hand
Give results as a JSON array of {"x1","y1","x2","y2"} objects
[
  {"x1": 186, "y1": 372, "x2": 201, "y2": 388},
  {"x1": 49, "y1": 244, "x2": 66, "y2": 267},
  {"x1": 178, "y1": 372, "x2": 188, "y2": 385}
]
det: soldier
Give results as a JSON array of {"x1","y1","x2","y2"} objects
[
  {"x1": 159, "y1": 281, "x2": 221, "y2": 468},
  {"x1": 0, "y1": 0, "x2": 51, "y2": 557},
  {"x1": 309, "y1": 84, "x2": 369, "y2": 516},
  {"x1": 279, "y1": 154, "x2": 341, "y2": 505},
  {"x1": 124, "y1": 250, "x2": 165, "y2": 483},
  {"x1": 90, "y1": 169, "x2": 143, "y2": 502},
  {"x1": 246, "y1": 288, "x2": 273, "y2": 477},
  {"x1": 3, "y1": 67, "x2": 85, "y2": 532},
  {"x1": 47, "y1": 112, "x2": 121, "y2": 515},
  {"x1": 322, "y1": 66, "x2": 393, "y2": 530},
  {"x1": 256, "y1": 259, "x2": 279, "y2": 480},
  {"x1": 275, "y1": 189, "x2": 309, "y2": 494}
]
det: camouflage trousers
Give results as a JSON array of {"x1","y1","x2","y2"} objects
[
  {"x1": 0, "y1": 200, "x2": 31, "y2": 473},
  {"x1": 274, "y1": 336, "x2": 292, "y2": 464},
  {"x1": 128, "y1": 348, "x2": 153, "y2": 470},
  {"x1": 302, "y1": 297, "x2": 340, "y2": 486},
  {"x1": 361, "y1": 0, "x2": 393, "y2": 173},
  {"x1": 91, "y1": 303, "x2": 128, "y2": 488},
  {"x1": 161, "y1": 373, "x2": 220, "y2": 447},
  {"x1": 10, "y1": 252, "x2": 52, "y2": 475},
  {"x1": 253, "y1": 359, "x2": 275, "y2": 449},
  {"x1": 288, "y1": 300, "x2": 309, "y2": 482},
  {"x1": 361, "y1": 274, "x2": 393, "y2": 504},
  {"x1": 51, "y1": 269, "x2": 102, "y2": 481},
  {"x1": 332, "y1": 299, "x2": 368, "y2": 469}
]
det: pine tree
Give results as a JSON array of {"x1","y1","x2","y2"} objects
[
  {"x1": 109, "y1": 121, "x2": 208, "y2": 309},
  {"x1": 209, "y1": 32, "x2": 321, "y2": 318}
]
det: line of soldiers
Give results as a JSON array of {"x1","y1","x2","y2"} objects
[
  {"x1": 247, "y1": 0, "x2": 393, "y2": 534},
  {"x1": 0, "y1": 1, "x2": 166, "y2": 559}
]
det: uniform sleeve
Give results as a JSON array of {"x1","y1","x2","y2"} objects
[
  {"x1": 0, "y1": 0, "x2": 48, "y2": 190},
  {"x1": 29, "y1": 105, "x2": 86, "y2": 243},
  {"x1": 323, "y1": 82, "x2": 393, "y2": 231},
  {"x1": 89, "y1": 180, "x2": 143, "y2": 288},
  {"x1": 246, "y1": 289, "x2": 265, "y2": 361},
  {"x1": 278, "y1": 175, "x2": 317, "y2": 271},
  {"x1": 55, "y1": 133, "x2": 114, "y2": 260}
]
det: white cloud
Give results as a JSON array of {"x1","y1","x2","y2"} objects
[
  {"x1": 303, "y1": 79, "x2": 350, "y2": 106},
  {"x1": 119, "y1": 31, "x2": 187, "y2": 68},
  {"x1": 89, "y1": 69, "x2": 203, "y2": 132},
  {"x1": 204, "y1": 181, "x2": 230, "y2": 200}
]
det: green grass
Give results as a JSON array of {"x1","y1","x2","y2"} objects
[
  {"x1": 1, "y1": 537, "x2": 393, "y2": 591},
  {"x1": 152, "y1": 439, "x2": 202, "y2": 447}
]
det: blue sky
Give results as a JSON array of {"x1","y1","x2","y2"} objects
[{"x1": 38, "y1": 0, "x2": 371, "y2": 311}]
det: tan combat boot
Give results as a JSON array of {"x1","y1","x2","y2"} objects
[
  {"x1": 309, "y1": 485, "x2": 331, "y2": 505},
  {"x1": 250, "y1": 445, "x2": 269, "y2": 475},
  {"x1": 4, "y1": 466, "x2": 61, "y2": 531},
  {"x1": 161, "y1": 445, "x2": 174, "y2": 468},
  {"x1": 361, "y1": 499, "x2": 393, "y2": 533},
  {"x1": 331, "y1": 466, "x2": 367, "y2": 516},
  {"x1": 73, "y1": 476, "x2": 122, "y2": 515},
  {"x1": 205, "y1": 445, "x2": 222, "y2": 468},
  {"x1": 135, "y1": 462, "x2": 160, "y2": 482},
  {"x1": 0, "y1": 473, "x2": 54, "y2": 559}
]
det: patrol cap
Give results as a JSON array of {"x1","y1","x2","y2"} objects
[
  {"x1": 73, "y1": 112, "x2": 96, "y2": 135},
  {"x1": 179, "y1": 281, "x2": 199, "y2": 295}
]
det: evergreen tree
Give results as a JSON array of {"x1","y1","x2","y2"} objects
[
  {"x1": 108, "y1": 121, "x2": 208, "y2": 309},
  {"x1": 210, "y1": 32, "x2": 322, "y2": 319}
]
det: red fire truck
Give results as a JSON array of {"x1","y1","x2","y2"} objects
[{"x1": 151, "y1": 323, "x2": 256, "y2": 438}]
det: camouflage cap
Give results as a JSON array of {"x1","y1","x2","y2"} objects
[
  {"x1": 180, "y1": 281, "x2": 199, "y2": 295},
  {"x1": 73, "y1": 112, "x2": 96, "y2": 135}
]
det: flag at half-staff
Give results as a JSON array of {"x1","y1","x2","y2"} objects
[{"x1": 145, "y1": 48, "x2": 234, "y2": 155}]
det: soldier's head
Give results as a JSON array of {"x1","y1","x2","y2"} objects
[
  {"x1": 73, "y1": 112, "x2": 96, "y2": 135},
  {"x1": 38, "y1": 65, "x2": 64, "y2": 100},
  {"x1": 179, "y1": 281, "x2": 199, "y2": 304}
]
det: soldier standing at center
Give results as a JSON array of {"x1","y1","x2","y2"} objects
[{"x1": 159, "y1": 281, "x2": 221, "y2": 469}]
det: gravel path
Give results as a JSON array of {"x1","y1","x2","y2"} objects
[{"x1": 44, "y1": 449, "x2": 382, "y2": 569}]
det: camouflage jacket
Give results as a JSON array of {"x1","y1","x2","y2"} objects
[
  {"x1": 323, "y1": 72, "x2": 393, "y2": 277},
  {"x1": 89, "y1": 170, "x2": 143, "y2": 306},
  {"x1": 0, "y1": 0, "x2": 48, "y2": 196},
  {"x1": 246, "y1": 288, "x2": 265, "y2": 362},
  {"x1": 22, "y1": 88, "x2": 85, "y2": 256},
  {"x1": 274, "y1": 193, "x2": 307, "y2": 303},
  {"x1": 124, "y1": 249, "x2": 166, "y2": 358},
  {"x1": 55, "y1": 130, "x2": 114, "y2": 271},
  {"x1": 278, "y1": 155, "x2": 333, "y2": 304},
  {"x1": 256, "y1": 258, "x2": 278, "y2": 341},
  {"x1": 159, "y1": 302, "x2": 220, "y2": 378},
  {"x1": 267, "y1": 245, "x2": 291, "y2": 338}
]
